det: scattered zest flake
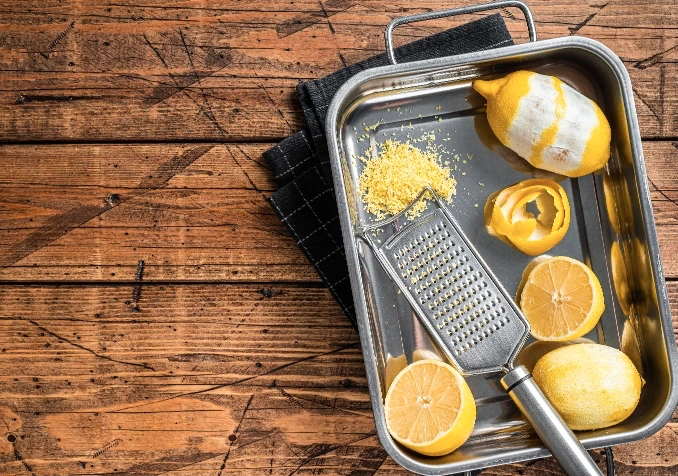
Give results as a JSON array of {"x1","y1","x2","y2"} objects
[{"x1": 358, "y1": 140, "x2": 456, "y2": 219}]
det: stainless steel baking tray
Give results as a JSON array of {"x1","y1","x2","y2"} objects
[{"x1": 325, "y1": 2, "x2": 678, "y2": 474}]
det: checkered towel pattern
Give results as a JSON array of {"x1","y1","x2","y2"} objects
[{"x1": 264, "y1": 14, "x2": 514, "y2": 329}]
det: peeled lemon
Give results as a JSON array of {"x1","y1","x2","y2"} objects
[
  {"x1": 518, "y1": 256, "x2": 605, "y2": 341},
  {"x1": 385, "y1": 360, "x2": 476, "y2": 456},
  {"x1": 473, "y1": 70, "x2": 611, "y2": 177},
  {"x1": 533, "y1": 344, "x2": 643, "y2": 430}
]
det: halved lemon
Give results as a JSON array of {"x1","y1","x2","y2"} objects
[
  {"x1": 518, "y1": 256, "x2": 605, "y2": 341},
  {"x1": 385, "y1": 360, "x2": 476, "y2": 457}
]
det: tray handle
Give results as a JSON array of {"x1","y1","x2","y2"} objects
[{"x1": 384, "y1": 0, "x2": 537, "y2": 65}]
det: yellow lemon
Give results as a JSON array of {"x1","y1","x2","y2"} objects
[
  {"x1": 473, "y1": 70, "x2": 611, "y2": 177},
  {"x1": 533, "y1": 343, "x2": 643, "y2": 430},
  {"x1": 385, "y1": 360, "x2": 476, "y2": 456},
  {"x1": 515, "y1": 338, "x2": 594, "y2": 374},
  {"x1": 484, "y1": 179, "x2": 570, "y2": 256},
  {"x1": 518, "y1": 256, "x2": 605, "y2": 341}
]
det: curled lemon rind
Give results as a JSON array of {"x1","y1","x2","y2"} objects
[{"x1": 485, "y1": 179, "x2": 570, "y2": 256}]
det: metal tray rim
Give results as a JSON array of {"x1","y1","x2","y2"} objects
[{"x1": 326, "y1": 35, "x2": 678, "y2": 474}]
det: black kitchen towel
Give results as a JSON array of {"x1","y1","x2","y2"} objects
[{"x1": 265, "y1": 14, "x2": 514, "y2": 329}]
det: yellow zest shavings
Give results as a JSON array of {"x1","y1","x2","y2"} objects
[{"x1": 358, "y1": 140, "x2": 456, "y2": 219}]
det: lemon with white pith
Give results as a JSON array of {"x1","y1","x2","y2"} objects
[{"x1": 473, "y1": 71, "x2": 611, "y2": 177}]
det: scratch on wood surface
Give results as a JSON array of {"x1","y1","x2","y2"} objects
[
  {"x1": 12, "y1": 441, "x2": 35, "y2": 476},
  {"x1": 287, "y1": 433, "x2": 378, "y2": 475},
  {"x1": 346, "y1": 445, "x2": 388, "y2": 476},
  {"x1": 318, "y1": 0, "x2": 336, "y2": 34},
  {"x1": 142, "y1": 32, "x2": 233, "y2": 107},
  {"x1": 97, "y1": 450, "x2": 221, "y2": 476},
  {"x1": 632, "y1": 86, "x2": 662, "y2": 125},
  {"x1": 20, "y1": 318, "x2": 155, "y2": 370},
  {"x1": 276, "y1": 0, "x2": 357, "y2": 38},
  {"x1": 0, "y1": 145, "x2": 213, "y2": 269},
  {"x1": 634, "y1": 43, "x2": 678, "y2": 70},
  {"x1": 111, "y1": 342, "x2": 360, "y2": 413},
  {"x1": 648, "y1": 176, "x2": 678, "y2": 209},
  {"x1": 254, "y1": 71, "x2": 293, "y2": 134},
  {"x1": 568, "y1": 3, "x2": 607, "y2": 35},
  {"x1": 217, "y1": 393, "x2": 254, "y2": 476},
  {"x1": 227, "y1": 145, "x2": 268, "y2": 201}
]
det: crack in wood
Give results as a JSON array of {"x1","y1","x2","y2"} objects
[
  {"x1": 141, "y1": 32, "x2": 233, "y2": 108},
  {"x1": 0, "y1": 144, "x2": 213, "y2": 269},
  {"x1": 98, "y1": 450, "x2": 221, "y2": 476},
  {"x1": 11, "y1": 440, "x2": 36, "y2": 476},
  {"x1": 276, "y1": 0, "x2": 357, "y2": 38},
  {"x1": 318, "y1": 0, "x2": 336, "y2": 34},
  {"x1": 648, "y1": 176, "x2": 678, "y2": 209},
  {"x1": 110, "y1": 341, "x2": 360, "y2": 413},
  {"x1": 632, "y1": 86, "x2": 662, "y2": 125},
  {"x1": 287, "y1": 433, "x2": 379, "y2": 475},
  {"x1": 568, "y1": 4, "x2": 607, "y2": 35},
  {"x1": 634, "y1": 43, "x2": 678, "y2": 70},
  {"x1": 20, "y1": 318, "x2": 156, "y2": 370},
  {"x1": 217, "y1": 393, "x2": 254, "y2": 475}
]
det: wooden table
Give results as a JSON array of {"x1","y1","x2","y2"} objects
[{"x1": 0, "y1": 1, "x2": 675, "y2": 474}]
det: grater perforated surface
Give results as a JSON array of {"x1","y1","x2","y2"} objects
[{"x1": 365, "y1": 193, "x2": 529, "y2": 375}]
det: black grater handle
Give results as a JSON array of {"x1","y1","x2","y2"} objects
[{"x1": 501, "y1": 366, "x2": 603, "y2": 476}]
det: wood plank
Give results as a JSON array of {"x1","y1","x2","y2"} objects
[
  {"x1": 0, "y1": 143, "x2": 321, "y2": 282},
  {"x1": 0, "y1": 282, "x2": 676, "y2": 475},
  {"x1": 0, "y1": 1, "x2": 675, "y2": 142},
  {"x1": 1, "y1": 141, "x2": 676, "y2": 282}
]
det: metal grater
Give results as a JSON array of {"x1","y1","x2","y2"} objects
[
  {"x1": 358, "y1": 187, "x2": 603, "y2": 476},
  {"x1": 360, "y1": 188, "x2": 529, "y2": 375}
]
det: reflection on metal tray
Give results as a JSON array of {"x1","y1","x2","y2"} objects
[{"x1": 325, "y1": 2, "x2": 678, "y2": 475}]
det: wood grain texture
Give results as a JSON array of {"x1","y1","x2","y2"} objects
[
  {"x1": 0, "y1": 141, "x2": 676, "y2": 282},
  {"x1": 0, "y1": 1, "x2": 676, "y2": 474},
  {"x1": 0, "y1": 1, "x2": 675, "y2": 142},
  {"x1": 0, "y1": 143, "x2": 321, "y2": 282},
  {"x1": 0, "y1": 283, "x2": 676, "y2": 475}
]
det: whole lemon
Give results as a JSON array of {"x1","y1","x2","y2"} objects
[
  {"x1": 473, "y1": 70, "x2": 611, "y2": 177},
  {"x1": 533, "y1": 343, "x2": 642, "y2": 430}
]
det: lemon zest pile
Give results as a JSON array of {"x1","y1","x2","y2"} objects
[{"x1": 358, "y1": 140, "x2": 456, "y2": 219}]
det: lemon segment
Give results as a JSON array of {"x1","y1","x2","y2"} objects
[
  {"x1": 473, "y1": 70, "x2": 611, "y2": 177},
  {"x1": 484, "y1": 179, "x2": 570, "y2": 256},
  {"x1": 385, "y1": 360, "x2": 476, "y2": 457},
  {"x1": 533, "y1": 343, "x2": 642, "y2": 430},
  {"x1": 518, "y1": 256, "x2": 605, "y2": 341}
]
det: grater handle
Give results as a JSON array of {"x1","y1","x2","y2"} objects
[{"x1": 501, "y1": 366, "x2": 603, "y2": 476}]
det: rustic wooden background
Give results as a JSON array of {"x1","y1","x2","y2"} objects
[{"x1": 0, "y1": 1, "x2": 676, "y2": 474}]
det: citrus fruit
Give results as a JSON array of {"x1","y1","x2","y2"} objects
[
  {"x1": 518, "y1": 256, "x2": 605, "y2": 341},
  {"x1": 385, "y1": 359, "x2": 476, "y2": 456},
  {"x1": 515, "y1": 338, "x2": 593, "y2": 374},
  {"x1": 533, "y1": 343, "x2": 643, "y2": 430},
  {"x1": 473, "y1": 70, "x2": 611, "y2": 177},
  {"x1": 484, "y1": 179, "x2": 570, "y2": 256}
]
